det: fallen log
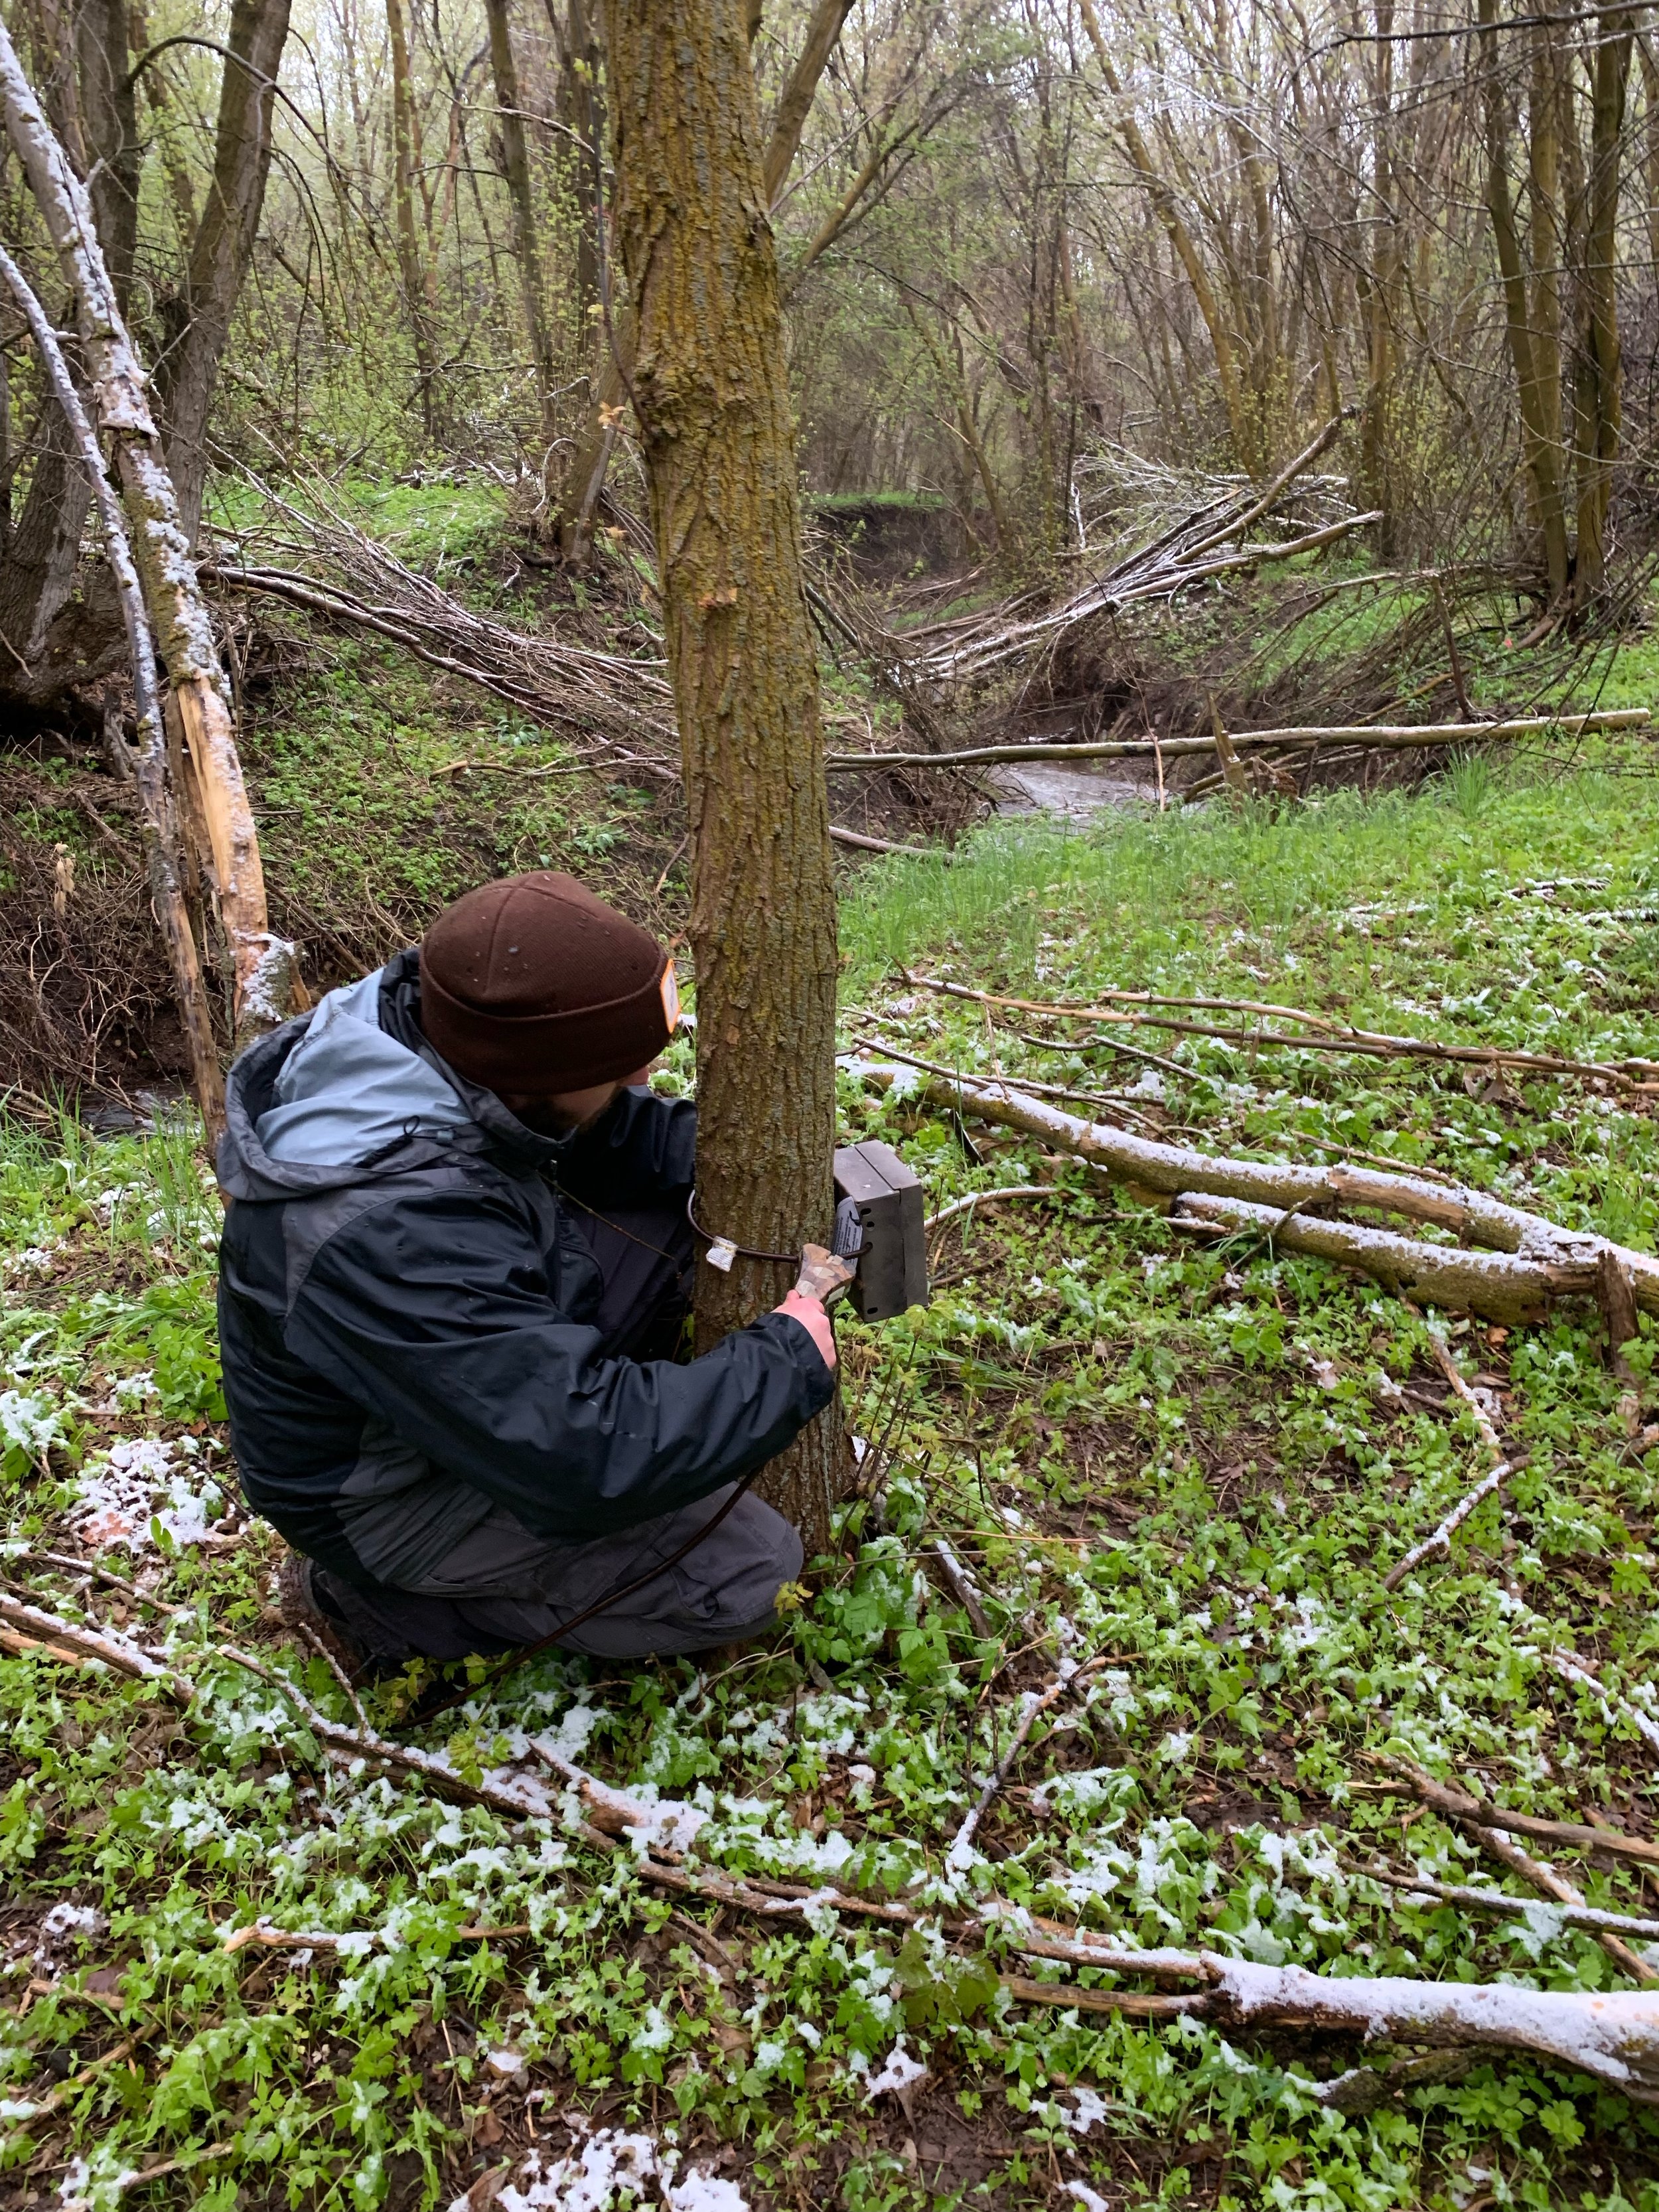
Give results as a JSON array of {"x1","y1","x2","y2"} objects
[
  {"x1": 854, "y1": 1061, "x2": 1658, "y2": 1326},
  {"x1": 1171, "y1": 1193, "x2": 1587, "y2": 1326},
  {"x1": 825, "y1": 708, "x2": 1652, "y2": 774}
]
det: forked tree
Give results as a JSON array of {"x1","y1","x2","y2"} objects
[{"x1": 601, "y1": 0, "x2": 846, "y2": 1550}]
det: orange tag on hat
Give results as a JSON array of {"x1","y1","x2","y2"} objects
[{"x1": 660, "y1": 960, "x2": 681, "y2": 1032}]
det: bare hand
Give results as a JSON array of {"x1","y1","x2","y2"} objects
[{"x1": 776, "y1": 1288, "x2": 836, "y2": 1369}]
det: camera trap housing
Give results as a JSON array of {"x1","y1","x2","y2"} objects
[{"x1": 831, "y1": 1140, "x2": 929, "y2": 1321}]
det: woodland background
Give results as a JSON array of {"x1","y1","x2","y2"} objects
[{"x1": 8, "y1": 1, "x2": 1659, "y2": 2209}]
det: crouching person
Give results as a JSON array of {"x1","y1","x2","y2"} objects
[{"x1": 216, "y1": 871, "x2": 836, "y2": 1680}]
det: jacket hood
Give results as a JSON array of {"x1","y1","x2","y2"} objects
[{"x1": 218, "y1": 954, "x2": 569, "y2": 1201}]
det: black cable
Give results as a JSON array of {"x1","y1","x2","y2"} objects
[{"x1": 684, "y1": 1188, "x2": 800, "y2": 1264}]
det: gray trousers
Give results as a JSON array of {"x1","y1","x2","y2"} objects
[{"x1": 332, "y1": 1197, "x2": 802, "y2": 1662}]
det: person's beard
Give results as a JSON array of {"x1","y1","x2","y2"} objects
[{"x1": 509, "y1": 1090, "x2": 619, "y2": 1138}]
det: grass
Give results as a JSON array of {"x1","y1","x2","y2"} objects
[{"x1": 7, "y1": 754, "x2": 1659, "y2": 2207}]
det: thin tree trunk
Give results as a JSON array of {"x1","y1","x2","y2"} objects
[
  {"x1": 1074, "y1": 0, "x2": 1252, "y2": 470},
  {"x1": 603, "y1": 0, "x2": 845, "y2": 1553},
  {"x1": 151, "y1": 0, "x2": 294, "y2": 545},
  {"x1": 0, "y1": 19, "x2": 295, "y2": 1101},
  {"x1": 386, "y1": 0, "x2": 441, "y2": 433},
  {"x1": 1576, "y1": 11, "x2": 1632, "y2": 594},
  {"x1": 554, "y1": 0, "x2": 853, "y2": 563},
  {"x1": 761, "y1": 0, "x2": 853, "y2": 201},
  {"x1": 1480, "y1": 0, "x2": 1571, "y2": 599},
  {"x1": 484, "y1": 0, "x2": 559, "y2": 469},
  {"x1": 73, "y1": 0, "x2": 139, "y2": 310}
]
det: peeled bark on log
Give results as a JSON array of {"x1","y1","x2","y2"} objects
[
  {"x1": 857, "y1": 1065, "x2": 1658, "y2": 1327},
  {"x1": 0, "y1": 244, "x2": 223, "y2": 1125},
  {"x1": 0, "y1": 21, "x2": 294, "y2": 1078},
  {"x1": 1172, "y1": 1193, "x2": 1586, "y2": 1327}
]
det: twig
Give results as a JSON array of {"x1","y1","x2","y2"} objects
[
  {"x1": 1546, "y1": 1652, "x2": 1659, "y2": 1763},
  {"x1": 1421, "y1": 1326, "x2": 1506, "y2": 1464},
  {"x1": 1376, "y1": 1757, "x2": 1659, "y2": 1868},
  {"x1": 947, "y1": 1659, "x2": 1102, "y2": 1871},
  {"x1": 902, "y1": 972, "x2": 1656, "y2": 1091},
  {"x1": 5, "y1": 2035, "x2": 137, "y2": 2124},
  {"x1": 25, "y1": 1552, "x2": 190, "y2": 1618},
  {"x1": 855, "y1": 1037, "x2": 1149, "y2": 1120},
  {"x1": 298, "y1": 1621, "x2": 370, "y2": 1735},
  {"x1": 1467, "y1": 1822, "x2": 1659, "y2": 1986},
  {"x1": 221, "y1": 1919, "x2": 526, "y2": 1954},
  {"x1": 1382, "y1": 1462, "x2": 1514, "y2": 1589},
  {"x1": 1352, "y1": 1862, "x2": 1659, "y2": 1945},
  {"x1": 930, "y1": 1539, "x2": 991, "y2": 1636},
  {"x1": 925, "y1": 1184, "x2": 1071, "y2": 1232}
]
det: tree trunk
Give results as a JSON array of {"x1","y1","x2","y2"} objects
[
  {"x1": 0, "y1": 241, "x2": 223, "y2": 1124},
  {"x1": 1074, "y1": 0, "x2": 1252, "y2": 471},
  {"x1": 73, "y1": 0, "x2": 139, "y2": 310},
  {"x1": 1575, "y1": 11, "x2": 1632, "y2": 595},
  {"x1": 602, "y1": 0, "x2": 845, "y2": 1555},
  {"x1": 484, "y1": 0, "x2": 560, "y2": 471},
  {"x1": 385, "y1": 0, "x2": 441, "y2": 436},
  {"x1": 0, "y1": 17, "x2": 295, "y2": 1103},
  {"x1": 151, "y1": 0, "x2": 294, "y2": 545},
  {"x1": 1480, "y1": 0, "x2": 1572, "y2": 599}
]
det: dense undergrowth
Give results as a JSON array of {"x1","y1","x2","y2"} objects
[{"x1": 7, "y1": 753, "x2": 1659, "y2": 2209}]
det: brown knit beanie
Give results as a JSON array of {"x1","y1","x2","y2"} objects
[{"x1": 419, "y1": 871, "x2": 678, "y2": 1092}]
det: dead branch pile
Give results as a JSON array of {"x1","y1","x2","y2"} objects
[
  {"x1": 895, "y1": 420, "x2": 1375, "y2": 689},
  {"x1": 206, "y1": 479, "x2": 679, "y2": 774}
]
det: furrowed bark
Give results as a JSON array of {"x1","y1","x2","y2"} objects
[
  {"x1": 0, "y1": 244, "x2": 223, "y2": 1126},
  {"x1": 0, "y1": 22, "x2": 294, "y2": 1093},
  {"x1": 604, "y1": 0, "x2": 845, "y2": 1551}
]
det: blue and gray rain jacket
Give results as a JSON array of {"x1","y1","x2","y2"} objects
[{"x1": 215, "y1": 949, "x2": 832, "y2": 1590}]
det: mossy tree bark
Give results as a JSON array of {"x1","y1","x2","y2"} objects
[{"x1": 601, "y1": 0, "x2": 845, "y2": 1555}]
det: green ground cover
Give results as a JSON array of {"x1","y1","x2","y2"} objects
[{"x1": 5, "y1": 751, "x2": 1659, "y2": 2209}]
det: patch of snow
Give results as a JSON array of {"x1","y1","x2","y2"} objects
[
  {"x1": 0, "y1": 1390, "x2": 64, "y2": 1467},
  {"x1": 74, "y1": 1438, "x2": 224, "y2": 1550},
  {"x1": 490, "y1": 2135, "x2": 749, "y2": 2212},
  {"x1": 865, "y1": 2037, "x2": 928, "y2": 2101},
  {"x1": 1066, "y1": 2186, "x2": 1110, "y2": 2212},
  {"x1": 34, "y1": 1902, "x2": 106, "y2": 1972},
  {"x1": 1065, "y1": 2085, "x2": 1112, "y2": 2134}
]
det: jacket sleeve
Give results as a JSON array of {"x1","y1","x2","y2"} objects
[
  {"x1": 557, "y1": 1086, "x2": 695, "y2": 1207},
  {"x1": 278, "y1": 1181, "x2": 831, "y2": 1540}
]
